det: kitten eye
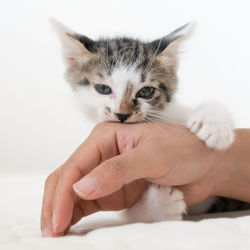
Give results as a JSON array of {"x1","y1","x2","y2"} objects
[
  {"x1": 136, "y1": 87, "x2": 155, "y2": 99},
  {"x1": 94, "y1": 84, "x2": 112, "y2": 95}
]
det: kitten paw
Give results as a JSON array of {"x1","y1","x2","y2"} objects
[
  {"x1": 187, "y1": 102, "x2": 234, "y2": 150},
  {"x1": 123, "y1": 185, "x2": 186, "y2": 223}
]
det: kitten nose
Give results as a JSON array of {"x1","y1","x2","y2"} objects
[{"x1": 115, "y1": 113, "x2": 131, "y2": 123}]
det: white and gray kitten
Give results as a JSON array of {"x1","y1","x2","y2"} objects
[{"x1": 51, "y1": 19, "x2": 236, "y2": 222}]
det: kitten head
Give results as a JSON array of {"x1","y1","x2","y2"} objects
[{"x1": 51, "y1": 19, "x2": 193, "y2": 123}]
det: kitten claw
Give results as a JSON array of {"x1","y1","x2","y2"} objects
[{"x1": 187, "y1": 102, "x2": 235, "y2": 150}]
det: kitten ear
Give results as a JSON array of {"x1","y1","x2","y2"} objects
[
  {"x1": 151, "y1": 22, "x2": 195, "y2": 63},
  {"x1": 50, "y1": 18, "x2": 96, "y2": 67}
]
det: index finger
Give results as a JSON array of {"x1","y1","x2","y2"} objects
[{"x1": 49, "y1": 124, "x2": 118, "y2": 234}]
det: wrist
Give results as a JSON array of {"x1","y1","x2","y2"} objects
[
  {"x1": 210, "y1": 129, "x2": 250, "y2": 202},
  {"x1": 209, "y1": 149, "x2": 233, "y2": 198}
]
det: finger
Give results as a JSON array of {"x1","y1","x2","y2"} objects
[
  {"x1": 52, "y1": 164, "x2": 82, "y2": 234},
  {"x1": 73, "y1": 144, "x2": 160, "y2": 200},
  {"x1": 52, "y1": 125, "x2": 118, "y2": 234},
  {"x1": 41, "y1": 170, "x2": 64, "y2": 237}
]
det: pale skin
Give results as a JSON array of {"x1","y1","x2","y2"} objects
[{"x1": 40, "y1": 122, "x2": 250, "y2": 237}]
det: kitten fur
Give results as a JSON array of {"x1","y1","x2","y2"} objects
[{"x1": 51, "y1": 18, "x2": 245, "y2": 222}]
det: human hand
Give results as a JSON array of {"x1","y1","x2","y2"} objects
[{"x1": 41, "y1": 122, "x2": 220, "y2": 237}]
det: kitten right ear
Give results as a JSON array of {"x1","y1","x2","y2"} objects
[
  {"x1": 150, "y1": 22, "x2": 195, "y2": 65},
  {"x1": 50, "y1": 18, "x2": 96, "y2": 67}
]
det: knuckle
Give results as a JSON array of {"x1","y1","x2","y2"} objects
[
  {"x1": 64, "y1": 157, "x2": 74, "y2": 167},
  {"x1": 45, "y1": 173, "x2": 54, "y2": 187},
  {"x1": 44, "y1": 169, "x2": 59, "y2": 187},
  {"x1": 60, "y1": 158, "x2": 78, "y2": 175}
]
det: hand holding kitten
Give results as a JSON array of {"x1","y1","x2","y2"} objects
[{"x1": 41, "y1": 122, "x2": 236, "y2": 237}]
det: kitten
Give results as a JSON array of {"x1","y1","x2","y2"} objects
[{"x1": 51, "y1": 19, "x2": 236, "y2": 222}]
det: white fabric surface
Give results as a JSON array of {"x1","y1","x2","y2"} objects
[{"x1": 1, "y1": 173, "x2": 250, "y2": 250}]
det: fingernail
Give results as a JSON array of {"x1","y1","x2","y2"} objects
[
  {"x1": 42, "y1": 228, "x2": 50, "y2": 237},
  {"x1": 52, "y1": 211, "x2": 58, "y2": 233},
  {"x1": 73, "y1": 176, "x2": 98, "y2": 197}
]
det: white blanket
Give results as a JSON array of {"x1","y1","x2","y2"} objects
[{"x1": 1, "y1": 173, "x2": 250, "y2": 250}]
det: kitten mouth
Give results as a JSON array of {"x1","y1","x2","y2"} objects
[
  {"x1": 106, "y1": 119, "x2": 137, "y2": 124},
  {"x1": 107, "y1": 117, "x2": 129, "y2": 123},
  {"x1": 105, "y1": 117, "x2": 143, "y2": 124}
]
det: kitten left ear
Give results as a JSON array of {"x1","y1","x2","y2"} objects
[
  {"x1": 151, "y1": 22, "x2": 195, "y2": 63},
  {"x1": 50, "y1": 18, "x2": 96, "y2": 68}
]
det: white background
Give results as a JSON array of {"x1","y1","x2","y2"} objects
[{"x1": 0, "y1": 0, "x2": 250, "y2": 173}]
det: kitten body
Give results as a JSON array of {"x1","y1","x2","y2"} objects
[{"x1": 51, "y1": 19, "x2": 236, "y2": 222}]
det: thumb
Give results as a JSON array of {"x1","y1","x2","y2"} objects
[{"x1": 73, "y1": 145, "x2": 153, "y2": 200}]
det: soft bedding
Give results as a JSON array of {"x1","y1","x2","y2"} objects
[{"x1": 1, "y1": 173, "x2": 250, "y2": 250}]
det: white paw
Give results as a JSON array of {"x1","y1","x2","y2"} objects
[
  {"x1": 123, "y1": 185, "x2": 186, "y2": 223},
  {"x1": 187, "y1": 102, "x2": 235, "y2": 150}
]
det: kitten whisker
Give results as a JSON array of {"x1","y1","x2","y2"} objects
[
  {"x1": 146, "y1": 109, "x2": 182, "y2": 124},
  {"x1": 144, "y1": 117, "x2": 178, "y2": 139},
  {"x1": 146, "y1": 113, "x2": 177, "y2": 123}
]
